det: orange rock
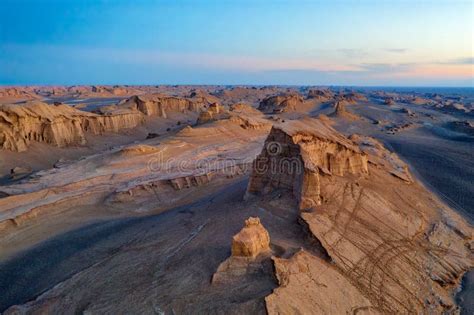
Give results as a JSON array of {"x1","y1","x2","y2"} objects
[{"x1": 231, "y1": 217, "x2": 270, "y2": 258}]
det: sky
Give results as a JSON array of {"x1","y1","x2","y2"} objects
[{"x1": 0, "y1": 0, "x2": 473, "y2": 86}]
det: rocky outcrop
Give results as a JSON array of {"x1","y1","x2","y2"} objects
[
  {"x1": 265, "y1": 250, "x2": 378, "y2": 314},
  {"x1": 30, "y1": 85, "x2": 147, "y2": 98},
  {"x1": 120, "y1": 94, "x2": 207, "y2": 118},
  {"x1": 258, "y1": 93, "x2": 304, "y2": 113},
  {"x1": 212, "y1": 217, "x2": 272, "y2": 284},
  {"x1": 349, "y1": 134, "x2": 413, "y2": 182},
  {"x1": 0, "y1": 119, "x2": 268, "y2": 226},
  {"x1": 331, "y1": 100, "x2": 360, "y2": 120},
  {"x1": 246, "y1": 118, "x2": 473, "y2": 314},
  {"x1": 82, "y1": 110, "x2": 144, "y2": 134},
  {"x1": 0, "y1": 102, "x2": 88, "y2": 151},
  {"x1": 306, "y1": 88, "x2": 333, "y2": 102},
  {"x1": 449, "y1": 120, "x2": 474, "y2": 136},
  {"x1": 196, "y1": 103, "x2": 222, "y2": 125},
  {"x1": 246, "y1": 118, "x2": 368, "y2": 209},
  {"x1": 169, "y1": 173, "x2": 213, "y2": 190},
  {"x1": 408, "y1": 96, "x2": 432, "y2": 105},
  {"x1": 231, "y1": 217, "x2": 271, "y2": 257},
  {"x1": 229, "y1": 103, "x2": 262, "y2": 115},
  {"x1": 384, "y1": 97, "x2": 396, "y2": 105},
  {"x1": 402, "y1": 108, "x2": 416, "y2": 117},
  {"x1": 229, "y1": 115, "x2": 271, "y2": 131},
  {"x1": 337, "y1": 91, "x2": 368, "y2": 104},
  {"x1": 196, "y1": 111, "x2": 214, "y2": 125},
  {"x1": 0, "y1": 87, "x2": 39, "y2": 102},
  {"x1": 9, "y1": 166, "x2": 32, "y2": 180},
  {"x1": 0, "y1": 101, "x2": 144, "y2": 151},
  {"x1": 188, "y1": 89, "x2": 221, "y2": 104}
]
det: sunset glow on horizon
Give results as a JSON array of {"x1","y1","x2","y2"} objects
[{"x1": 1, "y1": 0, "x2": 473, "y2": 86}]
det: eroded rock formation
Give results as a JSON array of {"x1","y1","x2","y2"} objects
[
  {"x1": 0, "y1": 87, "x2": 39, "y2": 102},
  {"x1": 0, "y1": 101, "x2": 144, "y2": 151},
  {"x1": 384, "y1": 97, "x2": 396, "y2": 105},
  {"x1": 231, "y1": 217, "x2": 271, "y2": 257},
  {"x1": 266, "y1": 250, "x2": 378, "y2": 314},
  {"x1": 258, "y1": 93, "x2": 304, "y2": 113},
  {"x1": 196, "y1": 102, "x2": 223, "y2": 124},
  {"x1": 120, "y1": 93, "x2": 207, "y2": 118},
  {"x1": 246, "y1": 118, "x2": 473, "y2": 314},
  {"x1": 229, "y1": 103, "x2": 262, "y2": 115},
  {"x1": 246, "y1": 118, "x2": 368, "y2": 209},
  {"x1": 212, "y1": 217, "x2": 272, "y2": 284},
  {"x1": 349, "y1": 134, "x2": 413, "y2": 182},
  {"x1": 0, "y1": 118, "x2": 268, "y2": 228},
  {"x1": 306, "y1": 88, "x2": 333, "y2": 102},
  {"x1": 197, "y1": 110, "x2": 214, "y2": 125},
  {"x1": 331, "y1": 100, "x2": 360, "y2": 120}
]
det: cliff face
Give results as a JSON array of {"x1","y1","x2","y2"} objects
[
  {"x1": 82, "y1": 111, "x2": 144, "y2": 134},
  {"x1": 0, "y1": 101, "x2": 144, "y2": 152},
  {"x1": 121, "y1": 94, "x2": 207, "y2": 118},
  {"x1": 246, "y1": 118, "x2": 368, "y2": 210},
  {"x1": 0, "y1": 102, "x2": 87, "y2": 151},
  {"x1": 246, "y1": 118, "x2": 472, "y2": 314}
]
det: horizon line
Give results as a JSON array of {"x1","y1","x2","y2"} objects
[{"x1": 1, "y1": 84, "x2": 473, "y2": 89}]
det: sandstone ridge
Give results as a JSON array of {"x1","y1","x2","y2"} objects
[
  {"x1": 0, "y1": 101, "x2": 144, "y2": 151},
  {"x1": 244, "y1": 118, "x2": 473, "y2": 314},
  {"x1": 246, "y1": 118, "x2": 369, "y2": 209}
]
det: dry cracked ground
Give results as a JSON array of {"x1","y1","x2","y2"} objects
[{"x1": 0, "y1": 86, "x2": 473, "y2": 314}]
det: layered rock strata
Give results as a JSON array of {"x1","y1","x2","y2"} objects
[
  {"x1": 0, "y1": 118, "x2": 268, "y2": 229},
  {"x1": 246, "y1": 118, "x2": 368, "y2": 210},
  {"x1": 0, "y1": 101, "x2": 144, "y2": 151},
  {"x1": 120, "y1": 93, "x2": 207, "y2": 118},
  {"x1": 246, "y1": 118, "x2": 473, "y2": 314}
]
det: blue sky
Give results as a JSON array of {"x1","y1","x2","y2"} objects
[{"x1": 0, "y1": 0, "x2": 472, "y2": 86}]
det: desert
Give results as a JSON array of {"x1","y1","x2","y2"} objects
[
  {"x1": 0, "y1": 84, "x2": 472, "y2": 314},
  {"x1": 1, "y1": 1, "x2": 473, "y2": 314}
]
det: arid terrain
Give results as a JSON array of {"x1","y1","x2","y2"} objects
[{"x1": 0, "y1": 85, "x2": 473, "y2": 314}]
